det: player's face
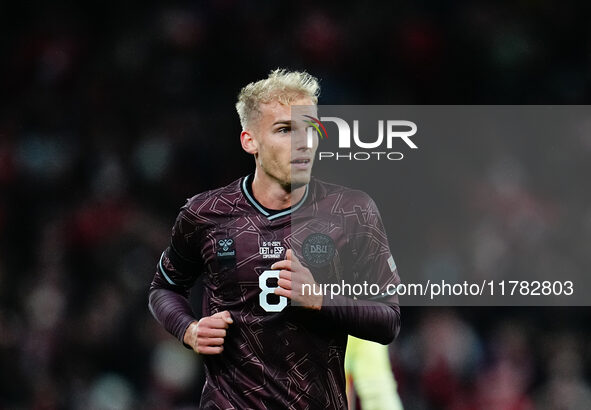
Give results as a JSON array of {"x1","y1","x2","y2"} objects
[{"x1": 249, "y1": 97, "x2": 318, "y2": 189}]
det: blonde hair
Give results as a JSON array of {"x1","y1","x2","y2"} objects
[{"x1": 236, "y1": 68, "x2": 320, "y2": 129}]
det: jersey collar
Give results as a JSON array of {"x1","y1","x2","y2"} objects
[{"x1": 241, "y1": 174, "x2": 309, "y2": 220}]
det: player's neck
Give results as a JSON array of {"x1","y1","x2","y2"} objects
[{"x1": 251, "y1": 171, "x2": 307, "y2": 210}]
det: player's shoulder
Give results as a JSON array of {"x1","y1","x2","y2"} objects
[
  {"x1": 311, "y1": 177, "x2": 376, "y2": 208},
  {"x1": 182, "y1": 177, "x2": 243, "y2": 215}
]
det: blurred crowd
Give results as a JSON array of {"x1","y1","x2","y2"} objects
[{"x1": 1, "y1": 1, "x2": 591, "y2": 409}]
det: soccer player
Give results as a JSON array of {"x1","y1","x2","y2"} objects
[{"x1": 148, "y1": 69, "x2": 401, "y2": 409}]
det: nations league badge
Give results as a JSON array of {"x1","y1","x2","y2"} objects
[{"x1": 302, "y1": 233, "x2": 335, "y2": 268}]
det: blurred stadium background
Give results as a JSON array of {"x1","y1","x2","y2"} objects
[{"x1": 1, "y1": 1, "x2": 591, "y2": 409}]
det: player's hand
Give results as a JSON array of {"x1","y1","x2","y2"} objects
[
  {"x1": 271, "y1": 249, "x2": 323, "y2": 310},
  {"x1": 183, "y1": 311, "x2": 233, "y2": 355}
]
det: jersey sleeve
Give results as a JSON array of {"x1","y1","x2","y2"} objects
[
  {"x1": 320, "y1": 196, "x2": 401, "y2": 344},
  {"x1": 148, "y1": 200, "x2": 205, "y2": 344},
  {"x1": 351, "y1": 197, "x2": 401, "y2": 304}
]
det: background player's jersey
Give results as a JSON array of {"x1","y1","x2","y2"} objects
[
  {"x1": 149, "y1": 175, "x2": 401, "y2": 409},
  {"x1": 345, "y1": 335, "x2": 404, "y2": 410}
]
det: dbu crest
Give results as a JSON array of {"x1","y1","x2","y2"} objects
[{"x1": 302, "y1": 233, "x2": 335, "y2": 268}]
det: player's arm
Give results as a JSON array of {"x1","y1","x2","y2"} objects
[
  {"x1": 273, "y1": 250, "x2": 400, "y2": 345},
  {"x1": 320, "y1": 230, "x2": 401, "y2": 346},
  {"x1": 273, "y1": 198, "x2": 401, "y2": 345},
  {"x1": 320, "y1": 292, "x2": 400, "y2": 345},
  {"x1": 148, "y1": 202, "x2": 232, "y2": 354}
]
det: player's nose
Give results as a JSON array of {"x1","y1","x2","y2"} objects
[{"x1": 292, "y1": 128, "x2": 313, "y2": 152}]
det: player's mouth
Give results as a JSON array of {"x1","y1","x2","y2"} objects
[{"x1": 290, "y1": 158, "x2": 312, "y2": 170}]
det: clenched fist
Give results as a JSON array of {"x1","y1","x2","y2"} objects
[
  {"x1": 183, "y1": 310, "x2": 233, "y2": 355},
  {"x1": 271, "y1": 249, "x2": 323, "y2": 310}
]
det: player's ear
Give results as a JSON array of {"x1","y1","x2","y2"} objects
[{"x1": 240, "y1": 130, "x2": 258, "y2": 154}]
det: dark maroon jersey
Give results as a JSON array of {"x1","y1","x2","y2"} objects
[{"x1": 149, "y1": 175, "x2": 401, "y2": 409}]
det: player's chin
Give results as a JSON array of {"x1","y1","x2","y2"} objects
[{"x1": 289, "y1": 170, "x2": 312, "y2": 188}]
